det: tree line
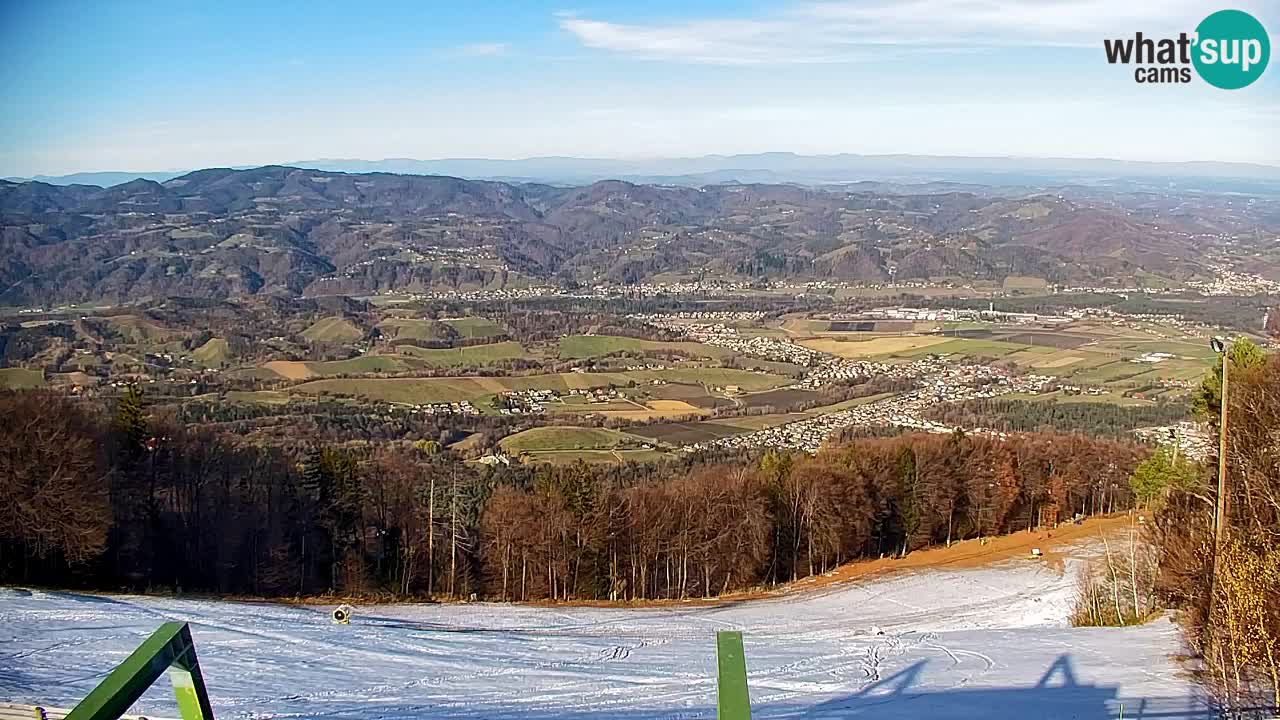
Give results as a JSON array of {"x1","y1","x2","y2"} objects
[
  {"x1": 924, "y1": 397, "x2": 1188, "y2": 438},
  {"x1": 1, "y1": 386, "x2": 1143, "y2": 600}
]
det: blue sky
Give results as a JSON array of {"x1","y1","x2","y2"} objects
[{"x1": 1, "y1": 0, "x2": 1277, "y2": 176}]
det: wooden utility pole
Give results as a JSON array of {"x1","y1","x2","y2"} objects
[
  {"x1": 1208, "y1": 338, "x2": 1230, "y2": 617},
  {"x1": 1214, "y1": 353, "x2": 1229, "y2": 551}
]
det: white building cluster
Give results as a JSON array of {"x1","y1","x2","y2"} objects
[
  {"x1": 633, "y1": 316, "x2": 824, "y2": 366},
  {"x1": 398, "y1": 400, "x2": 479, "y2": 416},
  {"x1": 687, "y1": 364, "x2": 1054, "y2": 454},
  {"x1": 1186, "y1": 264, "x2": 1280, "y2": 296}
]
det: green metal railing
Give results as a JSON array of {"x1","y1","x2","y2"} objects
[
  {"x1": 716, "y1": 630, "x2": 752, "y2": 720},
  {"x1": 65, "y1": 623, "x2": 213, "y2": 720}
]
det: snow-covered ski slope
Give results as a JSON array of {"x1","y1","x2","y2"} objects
[{"x1": 1, "y1": 552, "x2": 1210, "y2": 719}]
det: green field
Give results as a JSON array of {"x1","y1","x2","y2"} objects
[
  {"x1": 306, "y1": 355, "x2": 408, "y2": 375},
  {"x1": 742, "y1": 359, "x2": 806, "y2": 377},
  {"x1": 295, "y1": 377, "x2": 486, "y2": 403},
  {"x1": 375, "y1": 318, "x2": 452, "y2": 341},
  {"x1": 1092, "y1": 338, "x2": 1219, "y2": 361},
  {"x1": 264, "y1": 342, "x2": 531, "y2": 378},
  {"x1": 301, "y1": 316, "x2": 363, "y2": 343},
  {"x1": 0, "y1": 368, "x2": 44, "y2": 389},
  {"x1": 651, "y1": 367, "x2": 786, "y2": 391},
  {"x1": 499, "y1": 426, "x2": 643, "y2": 451},
  {"x1": 559, "y1": 335, "x2": 732, "y2": 360},
  {"x1": 397, "y1": 341, "x2": 529, "y2": 366},
  {"x1": 191, "y1": 338, "x2": 230, "y2": 367},
  {"x1": 443, "y1": 317, "x2": 505, "y2": 339},
  {"x1": 101, "y1": 315, "x2": 180, "y2": 343},
  {"x1": 292, "y1": 367, "x2": 789, "y2": 404},
  {"x1": 1066, "y1": 361, "x2": 1151, "y2": 385}
]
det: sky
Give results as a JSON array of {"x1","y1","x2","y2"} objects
[{"x1": 1, "y1": 0, "x2": 1277, "y2": 176}]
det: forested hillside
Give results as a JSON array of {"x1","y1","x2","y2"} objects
[
  {"x1": 1, "y1": 387, "x2": 1141, "y2": 600},
  {"x1": 3, "y1": 165, "x2": 1264, "y2": 305}
]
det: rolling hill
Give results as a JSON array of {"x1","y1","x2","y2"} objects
[{"x1": 2, "y1": 165, "x2": 1271, "y2": 306}]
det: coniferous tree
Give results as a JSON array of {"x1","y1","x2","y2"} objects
[{"x1": 897, "y1": 445, "x2": 921, "y2": 555}]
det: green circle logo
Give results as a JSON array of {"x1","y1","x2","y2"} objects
[{"x1": 1193, "y1": 9, "x2": 1270, "y2": 89}]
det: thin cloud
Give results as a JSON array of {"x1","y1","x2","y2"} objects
[{"x1": 558, "y1": 0, "x2": 1260, "y2": 64}]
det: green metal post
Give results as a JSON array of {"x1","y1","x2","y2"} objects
[
  {"x1": 65, "y1": 622, "x2": 214, "y2": 720},
  {"x1": 716, "y1": 630, "x2": 751, "y2": 720}
]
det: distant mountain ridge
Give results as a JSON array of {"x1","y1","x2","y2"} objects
[
  {"x1": 10, "y1": 152, "x2": 1280, "y2": 191},
  {"x1": 4, "y1": 164, "x2": 1273, "y2": 306}
]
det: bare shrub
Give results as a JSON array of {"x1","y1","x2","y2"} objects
[{"x1": 1071, "y1": 527, "x2": 1160, "y2": 627}]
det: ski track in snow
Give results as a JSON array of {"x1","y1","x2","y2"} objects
[{"x1": 0, "y1": 552, "x2": 1213, "y2": 719}]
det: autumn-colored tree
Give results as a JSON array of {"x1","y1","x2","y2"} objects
[
  {"x1": 0, "y1": 392, "x2": 110, "y2": 575},
  {"x1": 0, "y1": 388, "x2": 1150, "y2": 607}
]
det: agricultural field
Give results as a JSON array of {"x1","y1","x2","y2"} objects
[
  {"x1": 303, "y1": 356, "x2": 408, "y2": 376},
  {"x1": 442, "y1": 316, "x2": 505, "y2": 339},
  {"x1": 558, "y1": 334, "x2": 731, "y2": 360},
  {"x1": 499, "y1": 425, "x2": 646, "y2": 452},
  {"x1": 99, "y1": 315, "x2": 181, "y2": 343},
  {"x1": 260, "y1": 342, "x2": 531, "y2": 379},
  {"x1": 300, "y1": 316, "x2": 363, "y2": 343},
  {"x1": 190, "y1": 338, "x2": 230, "y2": 367},
  {"x1": 1001, "y1": 275, "x2": 1049, "y2": 291},
  {"x1": 1065, "y1": 361, "x2": 1158, "y2": 386},
  {"x1": 798, "y1": 335, "x2": 950, "y2": 358},
  {"x1": 802, "y1": 392, "x2": 900, "y2": 414},
  {"x1": 651, "y1": 367, "x2": 788, "y2": 391},
  {"x1": 1005, "y1": 349, "x2": 1097, "y2": 369},
  {"x1": 740, "y1": 387, "x2": 822, "y2": 409},
  {"x1": 374, "y1": 318, "x2": 452, "y2": 341},
  {"x1": 261, "y1": 360, "x2": 318, "y2": 380},
  {"x1": 602, "y1": 399, "x2": 706, "y2": 421},
  {"x1": 291, "y1": 368, "x2": 790, "y2": 405},
  {"x1": 894, "y1": 337, "x2": 1043, "y2": 359},
  {"x1": 991, "y1": 331, "x2": 1092, "y2": 349},
  {"x1": 1091, "y1": 337, "x2": 1219, "y2": 361},
  {"x1": 293, "y1": 377, "x2": 489, "y2": 403},
  {"x1": 781, "y1": 316, "x2": 832, "y2": 333},
  {"x1": 629, "y1": 420, "x2": 744, "y2": 445},
  {"x1": 742, "y1": 359, "x2": 806, "y2": 377},
  {"x1": 0, "y1": 367, "x2": 44, "y2": 388},
  {"x1": 396, "y1": 341, "x2": 530, "y2": 367},
  {"x1": 544, "y1": 395, "x2": 708, "y2": 421},
  {"x1": 646, "y1": 382, "x2": 736, "y2": 410},
  {"x1": 633, "y1": 411, "x2": 815, "y2": 445}
]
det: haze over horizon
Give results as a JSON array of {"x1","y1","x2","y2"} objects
[{"x1": 2, "y1": 0, "x2": 1277, "y2": 178}]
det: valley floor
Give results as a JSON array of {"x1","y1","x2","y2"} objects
[{"x1": 1, "y1": 548, "x2": 1209, "y2": 719}]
